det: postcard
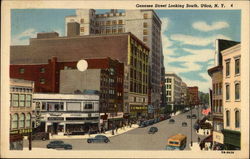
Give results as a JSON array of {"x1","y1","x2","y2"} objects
[{"x1": 1, "y1": 0, "x2": 249, "y2": 158}]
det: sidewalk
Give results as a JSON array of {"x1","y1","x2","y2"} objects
[{"x1": 49, "y1": 124, "x2": 139, "y2": 140}]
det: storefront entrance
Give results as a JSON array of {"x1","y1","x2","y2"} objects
[{"x1": 52, "y1": 123, "x2": 59, "y2": 134}]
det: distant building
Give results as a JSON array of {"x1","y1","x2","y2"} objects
[
  {"x1": 180, "y1": 82, "x2": 188, "y2": 106},
  {"x1": 65, "y1": 9, "x2": 165, "y2": 115},
  {"x1": 165, "y1": 73, "x2": 182, "y2": 111},
  {"x1": 9, "y1": 79, "x2": 34, "y2": 150},
  {"x1": 221, "y1": 43, "x2": 241, "y2": 150},
  {"x1": 10, "y1": 32, "x2": 149, "y2": 119},
  {"x1": 33, "y1": 93, "x2": 99, "y2": 134},
  {"x1": 187, "y1": 87, "x2": 199, "y2": 106}
]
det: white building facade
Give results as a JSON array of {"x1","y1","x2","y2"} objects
[
  {"x1": 33, "y1": 93, "x2": 99, "y2": 135},
  {"x1": 65, "y1": 9, "x2": 164, "y2": 115}
]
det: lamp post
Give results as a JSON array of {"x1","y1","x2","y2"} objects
[{"x1": 189, "y1": 95, "x2": 193, "y2": 147}]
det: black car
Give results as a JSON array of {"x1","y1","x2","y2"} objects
[
  {"x1": 31, "y1": 132, "x2": 49, "y2": 141},
  {"x1": 47, "y1": 140, "x2": 72, "y2": 150},
  {"x1": 148, "y1": 127, "x2": 158, "y2": 134},
  {"x1": 192, "y1": 114, "x2": 197, "y2": 119},
  {"x1": 187, "y1": 115, "x2": 191, "y2": 119},
  {"x1": 87, "y1": 135, "x2": 110, "y2": 143},
  {"x1": 169, "y1": 119, "x2": 175, "y2": 124},
  {"x1": 182, "y1": 122, "x2": 188, "y2": 127}
]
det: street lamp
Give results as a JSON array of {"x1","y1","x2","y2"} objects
[{"x1": 189, "y1": 95, "x2": 193, "y2": 147}]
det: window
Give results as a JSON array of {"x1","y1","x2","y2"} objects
[
  {"x1": 226, "y1": 84, "x2": 230, "y2": 100},
  {"x1": 219, "y1": 83, "x2": 222, "y2": 95},
  {"x1": 25, "y1": 94, "x2": 31, "y2": 107},
  {"x1": 226, "y1": 61, "x2": 230, "y2": 76},
  {"x1": 80, "y1": 27, "x2": 84, "y2": 32},
  {"x1": 226, "y1": 110, "x2": 230, "y2": 127},
  {"x1": 143, "y1": 29, "x2": 148, "y2": 35},
  {"x1": 40, "y1": 78, "x2": 45, "y2": 84},
  {"x1": 85, "y1": 103, "x2": 93, "y2": 109},
  {"x1": 235, "y1": 83, "x2": 240, "y2": 100},
  {"x1": 235, "y1": 58, "x2": 240, "y2": 75},
  {"x1": 19, "y1": 113, "x2": 25, "y2": 128},
  {"x1": 106, "y1": 29, "x2": 111, "y2": 34},
  {"x1": 166, "y1": 78, "x2": 172, "y2": 83},
  {"x1": 42, "y1": 102, "x2": 46, "y2": 110},
  {"x1": 12, "y1": 94, "x2": 19, "y2": 107},
  {"x1": 118, "y1": 20, "x2": 123, "y2": 25},
  {"x1": 106, "y1": 21, "x2": 111, "y2": 25},
  {"x1": 112, "y1": 28, "x2": 117, "y2": 33},
  {"x1": 112, "y1": 20, "x2": 117, "y2": 25},
  {"x1": 80, "y1": 18, "x2": 84, "y2": 24},
  {"x1": 26, "y1": 113, "x2": 31, "y2": 128},
  {"x1": 143, "y1": 36, "x2": 148, "y2": 42},
  {"x1": 143, "y1": 22, "x2": 148, "y2": 28},
  {"x1": 235, "y1": 110, "x2": 240, "y2": 128},
  {"x1": 118, "y1": 28, "x2": 123, "y2": 33},
  {"x1": 11, "y1": 114, "x2": 18, "y2": 129},
  {"x1": 19, "y1": 68, "x2": 25, "y2": 74},
  {"x1": 19, "y1": 94, "x2": 25, "y2": 107},
  {"x1": 143, "y1": 13, "x2": 148, "y2": 19},
  {"x1": 40, "y1": 67, "x2": 45, "y2": 73}
]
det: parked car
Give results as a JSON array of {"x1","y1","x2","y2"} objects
[
  {"x1": 169, "y1": 119, "x2": 175, "y2": 124},
  {"x1": 139, "y1": 122, "x2": 147, "y2": 128},
  {"x1": 192, "y1": 114, "x2": 197, "y2": 119},
  {"x1": 187, "y1": 115, "x2": 191, "y2": 119},
  {"x1": 182, "y1": 122, "x2": 187, "y2": 127},
  {"x1": 31, "y1": 132, "x2": 49, "y2": 141},
  {"x1": 148, "y1": 127, "x2": 158, "y2": 134},
  {"x1": 87, "y1": 135, "x2": 110, "y2": 143},
  {"x1": 166, "y1": 115, "x2": 171, "y2": 120},
  {"x1": 47, "y1": 140, "x2": 72, "y2": 150}
]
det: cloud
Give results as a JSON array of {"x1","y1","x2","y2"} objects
[
  {"x1": 11, "y1": 28, "x2": 38, "y2": 45},
  {"x1": 192, "y1": 21, "x2": 229, "y2": 32},
  {"x1": 170, "y1": 34, "x2": 231, "y2": 46}
]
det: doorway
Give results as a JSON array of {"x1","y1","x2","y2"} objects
[{"x1": 52, "y1": 123, "x2": 59, "y2": 134}]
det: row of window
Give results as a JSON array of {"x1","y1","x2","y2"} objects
[
  {"x1": 10, "y1": 93, "x2": 32, "y2": 107},
  {"x1": 11, "y1": 113, "x2": 31, "y2": 129},
  {"x1": 225, "y1": 110, "x2": 240, "y2": 128},
  {"x1": 225, "y1": 58, "x2": 240, "y2": 77},
  {"x1": 19, "y1": 68, "x2": 45, "y2": 74},
  {"x1": 130, "y1": 81, "x2": 147, "y2": 94},
  {"x1": 166, "y1": 78, "x2": 172, "y2": 83},
  {"x1": 213, "y1": 83, "x2": 222, "y2": 95},
  {"x1": 166, "y1": 84, "x2": 172, "y2": 89},
  {"x1": 39, "y1": 102, "x2": 94, "y2": 111},
  {"x1": 225, "y1": 83, "x2": 240, "y2": 101},
  {"x1": 10, "y1": 87, "x2": 33, "y2": 93}
]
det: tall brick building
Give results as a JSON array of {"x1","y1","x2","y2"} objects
[
  {"x1": 10, "y1": 32, "x2": 150, "y2": 119},
  {"x1": 187, "y1": 86, "x2": 199, "y2": 106}
]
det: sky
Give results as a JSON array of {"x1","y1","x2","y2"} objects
[{"x1": 11, "y1": 9, "x2": 241, "y2": 92}]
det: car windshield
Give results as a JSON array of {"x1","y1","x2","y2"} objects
[
  {"x1": 96, "y1": 135, "x2": 105, "y2": 139},
  {"x1": 51, "y1": 141, "x2": 63, "y2": 144}
]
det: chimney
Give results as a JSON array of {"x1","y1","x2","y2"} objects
[{"x1": 67, "y1": 22, "x2": 80, "y2": 37}]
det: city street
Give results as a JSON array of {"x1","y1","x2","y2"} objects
[{"x1": 24, "y1": 108, "x2": 206, "y2": 150}]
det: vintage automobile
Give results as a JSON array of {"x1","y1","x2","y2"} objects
[
  {"x1": 46, "y1": 140, "x2": 72, "y2": 150},
  {"x1": 169, "y1": 119, "x2": 175, "y2": 124},
  {"x1": 87, "y1": 135, "x2": 110, "y2": 143},
  {"x1": 148, "y1": 127, "x2": 158, "y2": 134},
  {"x1": 29, "y1": 132, "x2": 49, "y2": 141},
  {"x1": 181, "y1": 122, "x2": 188, "y2": 127}
]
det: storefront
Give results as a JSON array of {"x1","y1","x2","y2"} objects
[
  {"x1": 9, "y1": 128, "x2": 32, "y2": 150},
  {"x1": 222, "y1": 129, "x2": 241, "y2": 150}
]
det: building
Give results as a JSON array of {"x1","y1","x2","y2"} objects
[
  {"x1": 10, "y1": 32, "x2": 149, "y2": 120},
  {"x1": 165, "y1": 73, "x2": 182, "y2": 112},
  {"x1": 33, "y1": 93, "x2": 99, "y2": 135},
  {"x1": 207, "y1": 39, "x2": 240, "y2": 149},
  {"x1": 221, "y1": 43, "x2": 241, "y2": 150},
  {"x1": 180, "y1": 81, "x2": 188, "y2": 106},
  {"x1": 187, "y1": 86, "x2": 199, "y2": 106},
  {"x1": 65, "y1": 9, "x2": 165, "y2": 115},
  {"x1": 9, "y1": 79, "x2": 34, "y2": 150}
]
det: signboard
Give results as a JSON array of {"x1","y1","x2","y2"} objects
[
  {"x1": 10, "y1": 128, "x2": 32, "y2": 135},
  {"x1": 49, "y1": 113, "x2": 62, "y2": 116},
  {"x1": 48, "y1": 117, "x2": 64, "y2": 121}
]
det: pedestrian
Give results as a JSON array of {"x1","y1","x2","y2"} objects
[
  {"x1": 203, "y1": 129, "x2": 206, "y2": 135},
  {"x1": 207, "y1": 130, "x2": 209, "y2": 135},
  {"x1": 88, "y1": 128, "x2": 91, "y2": 137},
  {"x1": 199, "y1": 143, "x2": 202, "y2": 150},
  {"x1": 198, "y1": 137, "x2": 200, "y2": 143},
  {"x1": 116, "y1": 126, "x2": 118, "y2": 133}
]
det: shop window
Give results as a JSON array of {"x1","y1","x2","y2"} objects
[
  {"x1": 25, "y1": 94, "x2": 31, "y2": 107},
  {"x1": 235, "y1": 83, "x2": 240, "y2": 100},
  {"x1": 11, "y1": 114, "x2": 18, "y2": 129},
  {"x1": 19, "y1": 113, "x2": 25, "y2": 128},
  {"x1": 226, "y1": 110, "x2": 230, "y2": 127},
  {"x1": 19, "y1": 68, "x2": 25, "y2": 74},
  {"x1": 19, "y1": 94, "x2": 25, "y2": 107},
  {"x1": 235, "y1": 110, "x2": 240, "y2": 128},
  {"x1": 26, "y1": 113, "x2": 31, "y2": 128},
  {"x1": 235, "y1": 58, "x2": 240, "y2": 75}
]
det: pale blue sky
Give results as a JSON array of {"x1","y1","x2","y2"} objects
[{"x1": 11, "y1": 9, "x2": 241, "y2": 92}]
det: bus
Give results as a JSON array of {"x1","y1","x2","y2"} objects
[{"x1": 166, "y1": 134, "x2": 187, "y2": 150}]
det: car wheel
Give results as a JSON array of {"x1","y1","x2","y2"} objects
[
  {"x1": 104, "y1": 139, "x2": 109, "y2": 143},
  {"x1": 87, "y1": 139, "x2": 92, "y2": 143},
  {"x1": 42, "y1": 137, "x2": 46, "y2": 141}
]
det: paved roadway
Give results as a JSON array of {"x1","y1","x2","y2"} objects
[{"x1": 24, "y1": 107, "x2": 205, "y2": 150}]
